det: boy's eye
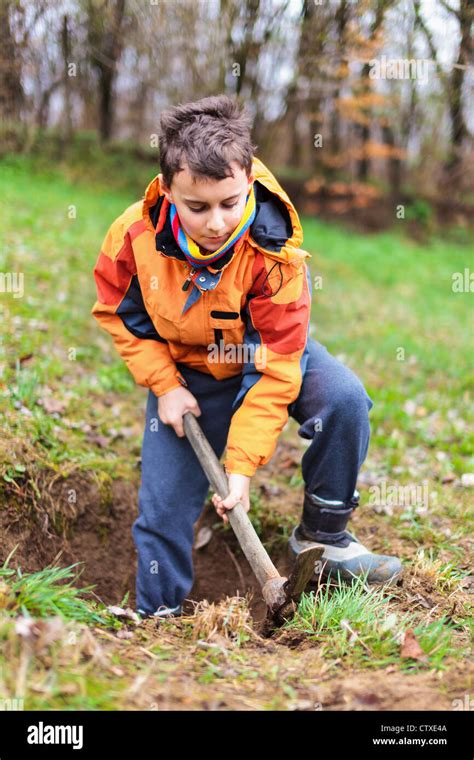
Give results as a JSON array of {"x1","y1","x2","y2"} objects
[{"x1": 188, "y1": 201, "x2": 239, "y2": 213}]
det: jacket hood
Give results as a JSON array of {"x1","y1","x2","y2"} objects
[{"x1": 142, "y1": 156, "x2": 310, "y2": 268}]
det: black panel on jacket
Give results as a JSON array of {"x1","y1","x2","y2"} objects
[{"x1": 117, "y1": 275, "x2": 167, "y2": 343}]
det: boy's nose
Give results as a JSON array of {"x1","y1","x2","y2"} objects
[{"x1": 206, "y1": 211, "x2": 225, "y2": 235}]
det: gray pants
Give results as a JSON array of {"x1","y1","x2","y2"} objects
[{"x1": 132, "y1": 338, "x2": 374, "y2": 614}]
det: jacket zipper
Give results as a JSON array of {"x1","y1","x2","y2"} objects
[{"x1": 182, "y1": 266, "x2": 197, "y2": 291}]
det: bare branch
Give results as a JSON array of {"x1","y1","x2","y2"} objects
[
  {"x1": 438, "y1": 0, "x2": 460, "y2": 19},
  {"x1": 413, "y1": 0, "x2": 449, "y2": 90}
]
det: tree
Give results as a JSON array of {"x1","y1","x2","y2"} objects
[
  {"x1": 414, "y1": 0, "x2": 473, "y2": 180},
  {"x1": 0, "y1": 1, "x2": 25, "y2": 123},
  {"x1": 85, "y1": 0, "x2": 126, "y2": 142},
  {"x1": 354, "y1": 0, "x2": 395, "y2": 181}
]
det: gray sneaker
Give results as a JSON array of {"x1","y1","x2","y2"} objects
[
  {"x1": 289, "y1": 525, "x2": 403, "y2": 585},
  {"x1": 289, "y1": 489, "x2": 403, "y2": 586},
  {"x1": 137, "y1": 604, "x2": 183, "y2": 620}
]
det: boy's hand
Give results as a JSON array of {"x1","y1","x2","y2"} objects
[
  {"x1": 158, "y1": 386, "x2": 201, "y2": 438},
  {"x1": 212, "y1": 473, "x2": 251, "y2": 524}
]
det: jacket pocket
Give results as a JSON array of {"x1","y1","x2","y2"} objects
[{"x1": 209, "y1": 311, "x2": 243, "y2": 348}]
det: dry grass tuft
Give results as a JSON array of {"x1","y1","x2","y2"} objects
[
  {"x1": 410, "y1": 548, "x2": 467, "y2": 593},
  {"x1": 185, "y1": 595, "x2": 259, "y2": 645}
]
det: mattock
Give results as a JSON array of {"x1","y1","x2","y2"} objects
[{"x1": 183, "y1": 412, "x2": 323, "y2": 627}]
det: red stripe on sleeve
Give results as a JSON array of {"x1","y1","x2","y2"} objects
[
  {"x1": 94, "y1": 235, "x2": 136, "y2": 307},
  {"x1": 249, "y1": 253, "x2": 310, "y2": 354}
]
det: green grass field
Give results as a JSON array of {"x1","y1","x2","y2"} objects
[{"x1": 0, "y1": 152, "x2": 472, "y2": 710}]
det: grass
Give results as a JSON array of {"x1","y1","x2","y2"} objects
[
  {"x1": 283, "y1": 575, "x2": 459, "y2": 672},
  {"x1": 0, "y1": 153, "x2": 144, "y2": 505},
  {"x1": 303, "y1": 217, "x2": 473, "y2": 457},
  {"x1": 410, "y1": 547, "x2": 470, "y2": 593},
  {"x1": 0, "y1": 548, "x2": 117, "y2": 626},
  {"x1": 248, "y1": 488, "x2": 296, "y2": 549}
]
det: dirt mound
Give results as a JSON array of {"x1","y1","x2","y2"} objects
[{"x1": 0, "y1": 474, "x2": 275, "y2": 621}]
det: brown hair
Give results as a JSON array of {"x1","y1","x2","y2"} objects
[{"x1": 158, "y1": 95, "x2": 257, "y2": 188}]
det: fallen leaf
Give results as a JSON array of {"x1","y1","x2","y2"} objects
[
  {"x1": 441, "y1": 473, "x2": 456, "y2": 484},
  {"x1": 407, "y1": 593, "x2": 434, "y2": 610},
  {"x1": 15, "y1": 616, "x2": 65, "y2": 652},
  {"x1": 87, "y1": 433, "x2": 111, "y2": 448},
  {"x1": 355, "y1": 692, "x2": 381, "y2": 705},
  {"x1": 195, "y1": 526, "x2": 213, "y2": 550},
  {"x1": 279, "y1": 456, "x2": 299, "y2": 468},
  {"x1": 460, "y1": 575, "x2": 474, "y2": 591},
  {"x1": 13, "y1": 402, "x2": 32, "y2": 416},
  {"x1": 357, "y1": 471, "x2": 379, "y2": 487},
  {"x1": 106, "y1": 605, "x2": 141, "y2": 624},
  {"x1": 116, "y1": 629, "x2": 134, "y2": 640},
  {"x1": 259, "y1": 483, "x2": 282, "y2": 498},
  {"x1": 117, "y1": 427, "x2": 135, "y2": 438},
  {"x1": 372, "y1": 503, "x2": 394, "y2": 516},
  {"x1": 400, "y1": 628, "x2": 427, "y2": 661},
  {"x1": 38, "y1": 397, "x2": 67, "y2": 415},
  {"x1": 58, "y1": 683, "x2": 79, "y2": 695},
  {"x1": 28, "y1": 319, "x2": 49, "y2": 332}
]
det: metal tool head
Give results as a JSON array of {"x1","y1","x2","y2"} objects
[{"x1": 262, "y1": 546, "x2": 325, "y2": 627}]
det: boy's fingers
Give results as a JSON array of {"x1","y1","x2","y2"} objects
[
  {"x1": 213, "y1": 491, "x2": 249, "y2": 513},
  {"x1": 191, "y1": 402, "x2": 201, "y2": 417},
  {"x1": 174, "y1": 420, "x2": 185, "y2": 437},
  {"x1": 213, "y1": 489, "x2": 248, "y2": 517},
  {"x1": 221, "y1": 494, "x2": 242, "y2": 510}
]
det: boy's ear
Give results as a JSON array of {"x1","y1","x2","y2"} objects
[
  {"x1": 158, "y1": 173, "x2": 172, "y2": 201},
  {"x1": 247, "y1": 172, "x2": 255, "y2": 191}
]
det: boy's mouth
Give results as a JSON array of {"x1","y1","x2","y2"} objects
[{"x1": 206, "y1": 234, "x2": 227, "y2": 241}]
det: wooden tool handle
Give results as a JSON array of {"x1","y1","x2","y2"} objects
[{"x1": 183, "y1": 411, "x2": 281, "y2": 589}]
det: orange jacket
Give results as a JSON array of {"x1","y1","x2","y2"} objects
[{"x1": 91, "y1": 157, "x2": 312, "y2": 477}]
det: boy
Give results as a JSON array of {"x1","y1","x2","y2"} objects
[{"x1": 91, "y1": 95, "x2": 402, "y2": 619}]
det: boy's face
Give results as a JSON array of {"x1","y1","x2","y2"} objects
[{"x1": 159, "y1": 160, "x2": 254, "y2": 253}]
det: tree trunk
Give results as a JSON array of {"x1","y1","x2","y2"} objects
[
  {"x1": 446, "y1": 0, "x2": 472, "y2": 173},
  {"x1": 331, "y1": 0, "x2": 350, "y2": 161},
  {"x1": 87, "y1": 0, "x2": 126, "y2": 143},
  {"x1": 382, "y1": 124, "x2": 401, "y2": 194},
  {"x1": 0, "y1": 1, "x2": 24, "y2": 122},
  {"x1": 36, "y1": 80, "x2": 62, "y2": 129},
  {"x1": 62, "y1": 14, "x2": 73, "y2": 140},
  {"x1": 355, "y1": 0, "x2": 393, "y2": 182}
]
